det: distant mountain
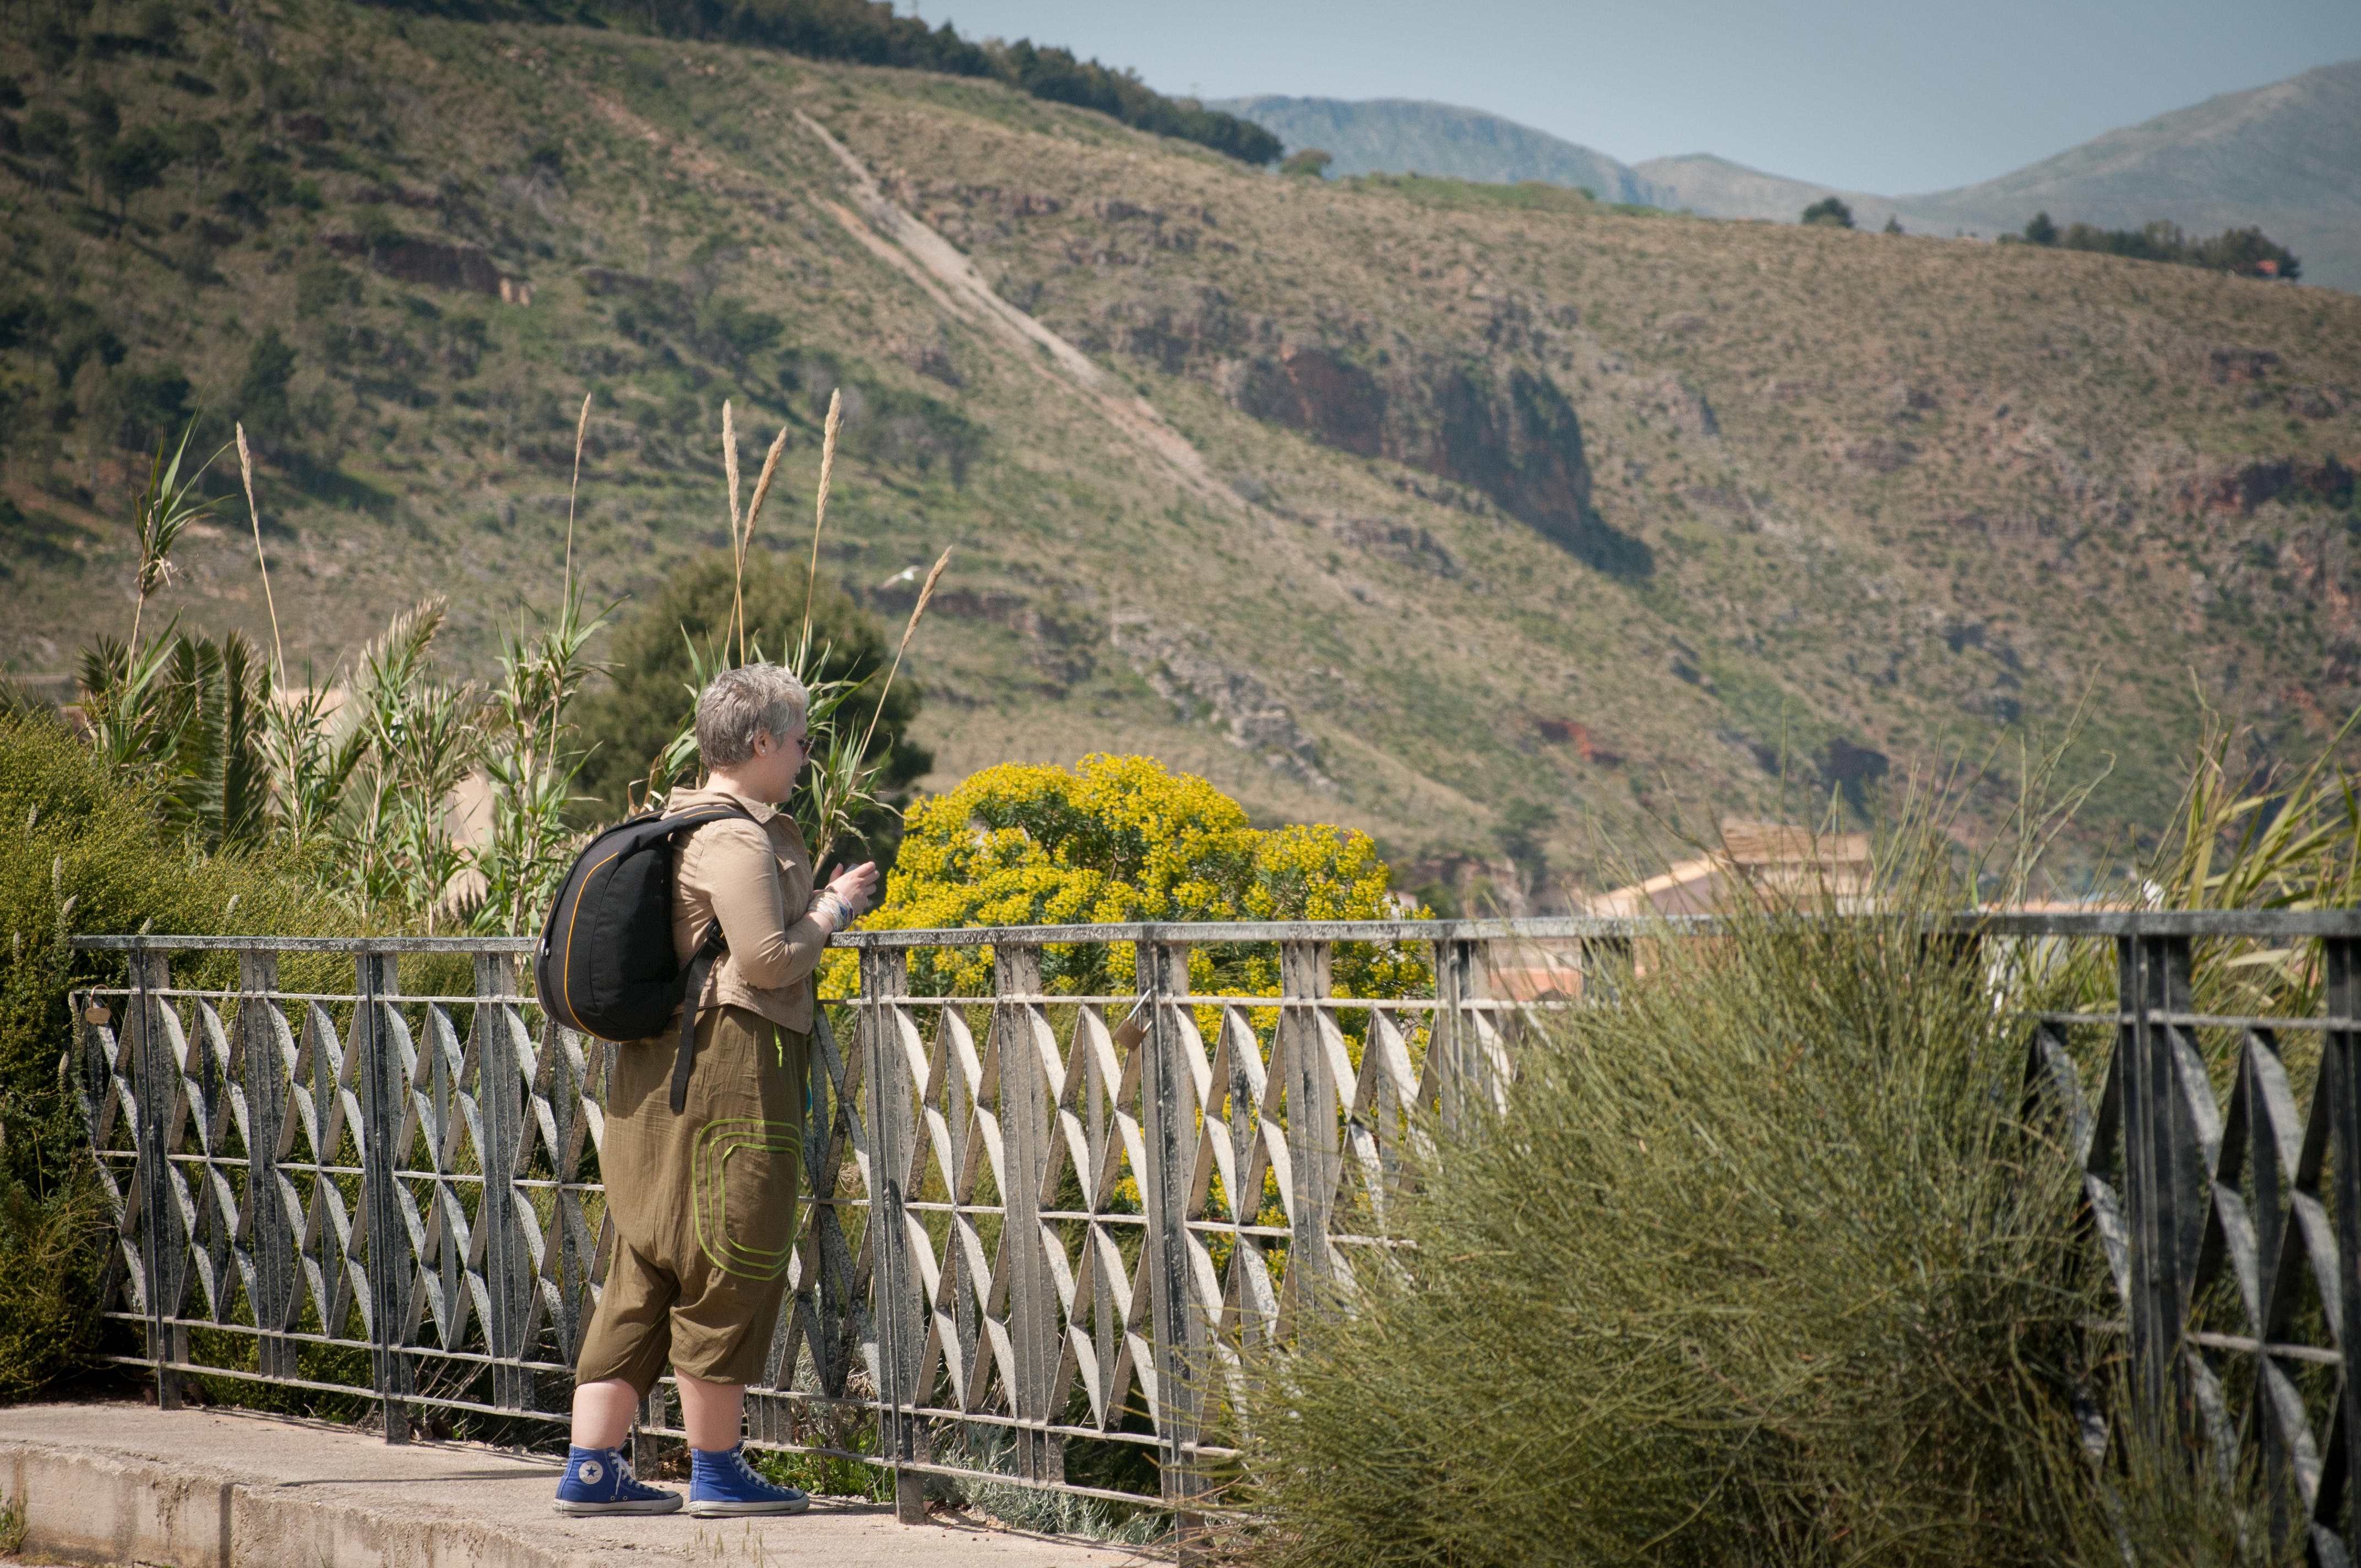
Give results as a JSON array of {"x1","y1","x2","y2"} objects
[
  {"x1": 1891, "y1": 60, "x2": 2361, "y2": 292},
  {"x1": 1630, "y1": 154, "x2": 1900, "y2": 230},
  {"x1": 1205, "y1": 95, "x2": 1663, "y2": 205},
  {"x1": 1228, "y1": 64, "x2": 2361, "y2": 291}
]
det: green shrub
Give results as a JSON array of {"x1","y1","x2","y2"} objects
[
  {"x1": 0, "y1": 1097, "x2": 103, "y2": 1402},
  {"x1": 0, "y1": 708, "x2": 359, "y2": 1402},
  {"x1": 1232, "y1": 831, "x2": 2095, "y2": 1566},
  {"x1": 569, "y1": 549, "x2": 928, "y2": 831}
]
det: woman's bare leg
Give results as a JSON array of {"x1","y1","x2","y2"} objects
[
  {"x1": 674, "y1": 1369, "x2": 747, "y2": 1452},
  {"x1": 570, "y1": 1378, "x2": 640, "y2": 1451}
]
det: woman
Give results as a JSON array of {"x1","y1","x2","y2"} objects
[{"x1": 553, "y1": 663, "x2": 880, "y2": 1518}]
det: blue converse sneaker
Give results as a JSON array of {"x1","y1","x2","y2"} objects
[
  {"x1": 552, "y1": 1445, "x2": 683, "y2": 1516},
  {"x1": 687, "y1": 1444, "x2": 812, "y2": 1517}
]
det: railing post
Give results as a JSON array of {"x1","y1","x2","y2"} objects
[
  {"x1": 2120, "y1": 932, "x2": 2200, "y2": 1445},
  {"x1": 1280, "y1": 941, "x2": 1337, "y2": 1299},
  {"x1": 129, "y1": 946, "x2": 181, "y2": 1411},
  {"x1": 476, "y1": 952, "x2": 532, "y2": 1412},
  {"x1": 1432, "y1": 938, "x2": 1489, "y2": 1136},
  {"x1": 355, "y1": 951, "x2": 411, "y2": 1442},
  {"x1": 1137, "y1": 936, "x2": 1205, "y2": 1549},
  {"x1": 547, "y1": 1006, "x2": 587, "y2": 1374},
  {"x1": 863, "y1": 946, "x2": 928, "y2": 1525},
  {"x1": 1087, "y1": 985, "x2": 1115, "y2": 1395},
  {"x1": 1431, "y1": 938, "x2": 1464, "y2": 1136},
  {"x1": 997, "y1": 943, "x2": 1064, "y2": 1487},
  {"x1": 1583, "y1": 934, "x2": 1631, "y2": 1005},
  {"x1": 2242, "y1": 1022, "x2": 2296, "y2": 1551},
  {"x1": 240, "y1": 951, "x2": 298, "y2": 1381},
  {"x1": 2325, "y1": 934, "x2": 2361, "y2": 1559}
]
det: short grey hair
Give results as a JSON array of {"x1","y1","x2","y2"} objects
[{"x1": 695, "y1": 664, "x2": 808, "y2": 767}]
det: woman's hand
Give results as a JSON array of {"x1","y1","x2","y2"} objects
[{"x1": 823, "y1": 862, "x2": 879, "y2": 924}]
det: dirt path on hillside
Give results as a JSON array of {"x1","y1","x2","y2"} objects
[{"x1": 792, "y1": 111, "x2": 1243, "y2": 516}]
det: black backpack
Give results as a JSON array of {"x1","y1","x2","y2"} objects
[{"x1": 534, "y1": 802, "x2": 753, "y2": 1112}]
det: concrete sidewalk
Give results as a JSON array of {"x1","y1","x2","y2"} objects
[{"x1": 0, "y1": 1402, "x2": 1145, "y2": 1567}]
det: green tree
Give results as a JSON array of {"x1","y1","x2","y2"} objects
[
  {"x1": 1881, "y1": 214, "x2": 1903, "y2": 235},
  {"x1": 1280, "y1": 148, "x2": 1334, "y2": 179},
  {"x1": 115, "y1": 363, "x2": 193, "y2": 450},
  {"x1": 2021, "y1": 210, "x2": 2058, "y2": 246},
  {"x1": 2191, "y1": 225, "x2": 2301, "y2": 280},
  {"x1": 1800, "y1": 197, "x2": 1854, "y2": 229},
  {"x1": 96, "y1": 124, "x2": 172, "y2": 213},
  {"x1": 20, "y1": 108, "x2": 76, "y2": 184},
  {"x1": 1493, "y1": 799, "x2": 1557, "y2": 905},
  {"x1": 76, "y1": 88, "x2": 119, "y2": 156},
  {"x1": 569, "y1": 551, "x2": 930, "y2": 843},
  {"x1": 236, "y1": 327, "x2": 297, "y2": 441}
]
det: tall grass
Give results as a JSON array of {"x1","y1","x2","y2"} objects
[{"x1": 1233, "y1": 815, "x2": 2092, "y2": 1566}]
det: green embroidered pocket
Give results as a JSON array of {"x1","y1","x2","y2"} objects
[{"x1": 690, "y1": 1118, "x2": 803, "y2": 1280}]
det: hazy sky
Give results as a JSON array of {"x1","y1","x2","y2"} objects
[{"x1": 905, "y1": 0, "x2": 2361, "y2": 194}]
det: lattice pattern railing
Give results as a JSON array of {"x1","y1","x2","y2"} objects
[
  {"x1": 2001, "y1": 912, "x2": 2361, "y2": 1565},
  {"x1": 68, "y1": 911, "x2": 2361, "y2": 1557},
  {"x1": 64, "y1": 921, "x2": 1561, "y2": 1531}
]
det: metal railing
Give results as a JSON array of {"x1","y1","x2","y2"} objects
[{"x1": 64, "y1": 911, "x2": 2361, "y2": 1556}]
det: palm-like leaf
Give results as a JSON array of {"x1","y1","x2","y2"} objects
[
  {"x1": 2147, "y1": 695, "x2": 2361, "y2": 1014},
  {"x1": 467, "y1": 579, "x2": 618, "y2": 933},
  {"x1": 128, "y1": 422, "x2": 227, "y2": 654}
]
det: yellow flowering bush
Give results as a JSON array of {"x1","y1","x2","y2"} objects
[{"x1": 820, "y1": 754, "x2": 1428, "y2": 1003}]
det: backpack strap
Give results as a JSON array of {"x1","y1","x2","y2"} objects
[
  {"x1": 671, "y1": 920, "x2": 727, "y2": 1114},
  {"x1": 662, "y1": 801, "x2": 759, "y2": 1114}
]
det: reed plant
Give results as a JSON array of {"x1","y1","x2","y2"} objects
[
  {"x1": 68, "y1": 412, "x2": 616, "y2": 934},
  {"x1": 2143, "y1": 695, "x2": 2360, "y2": 1019},
  {"x1": 69, "y1": 390, "x2": 941, "y2": 925},
  {"x1": 641, "y1": 394, "x2": 946, "y2": 864}
]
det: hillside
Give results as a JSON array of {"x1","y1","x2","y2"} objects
[
  {"x1": 4, "y1": 2, "x2": 2359, "y2": 900},
  {"x1": 1204, "y1": 95, "x2": 1660, "y2": 205}
]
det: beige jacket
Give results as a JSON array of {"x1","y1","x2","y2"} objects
[{"x1": 664, "y1": 783, "x2": 829, "y2": 1035}]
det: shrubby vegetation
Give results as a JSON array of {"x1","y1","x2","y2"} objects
[
  {"x1": 77, "y1": 569, "x2": 611, "y2": 935},
  {"x1": 0, "y1": 707, "x2": 363, "y2": 1401},
  {"x1": 1231, "y1": 721, "x2": 2361, "y2": 1566},
  {"x1": 1238, "y1": 840, "x2": 2086, "y2": 1565},
  {"x1": 2013, "y1": 210, "x2": 2302, "y2": 279},
  {"x1": 570, "y1": 547, "x2": 928, "y2": 850},
  {"x1": 377, "y1": 0, "x2": 1282, "y2": 165},
  {"x1": 827, "y1": 753, "x2": 1428, "y2": 1001},
  {"x1": 1800, "y1": 195, "x2": 1854, "y2": 228}
]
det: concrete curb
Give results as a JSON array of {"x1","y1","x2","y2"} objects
[
  {"x1": 0, "y1": 1404, "x2": 1139, "y2": 1567},
  {"x1": 1, "y1": 1440, "x2": 641, "y2": 1568}
]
